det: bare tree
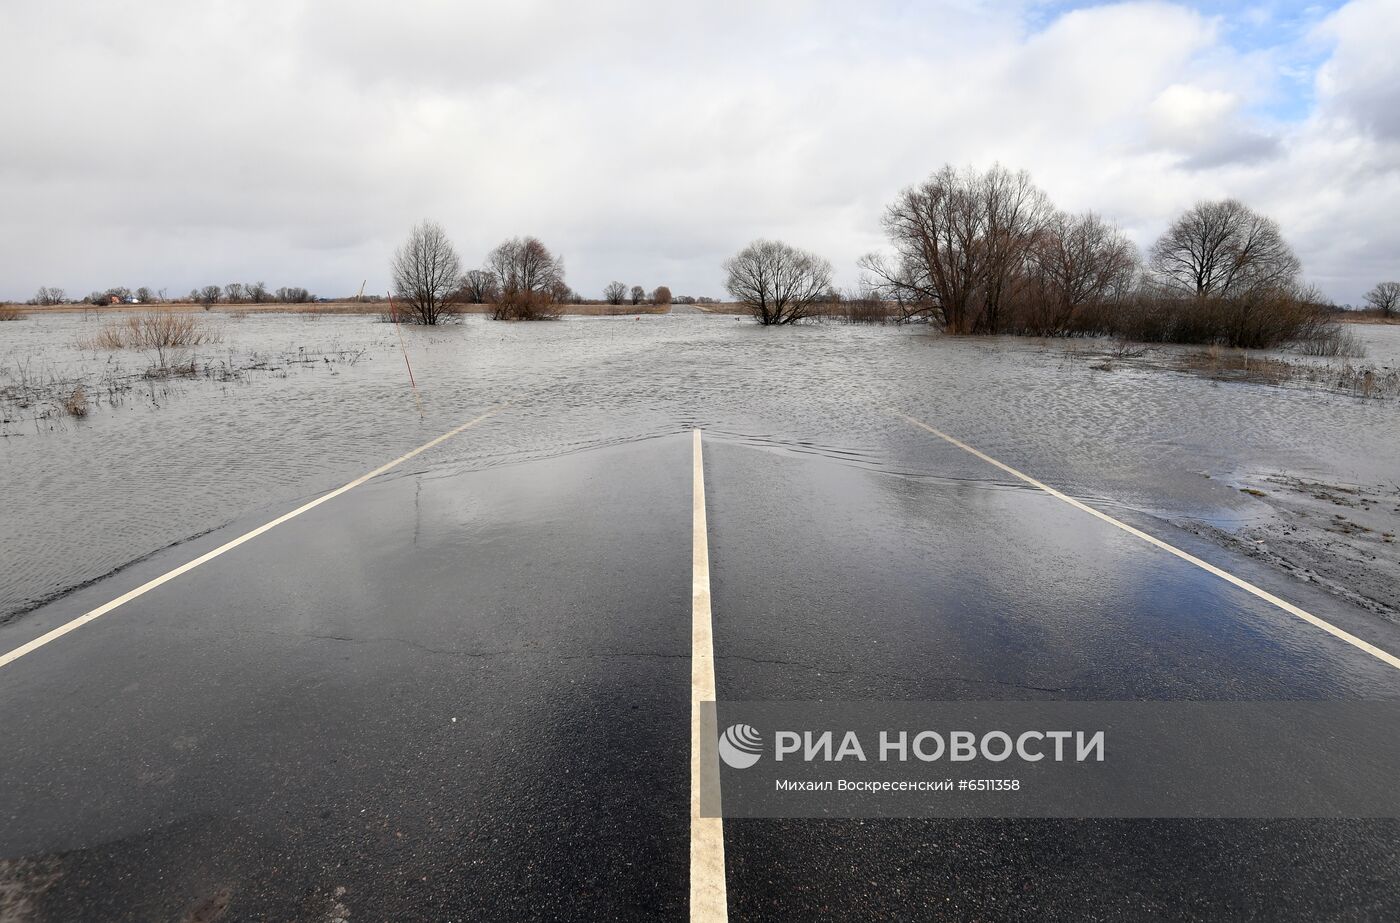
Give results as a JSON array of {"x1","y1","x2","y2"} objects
[
  {"x1": 979, "y1": 165, "x2": 1054, "y2": 331},
  {"x1": 223, "y1": 282, "x2": 246, "y2": 304},
  {"x1": 603, "y1": 281, "x2": 628, "y2": 305},
  {"x1": 31, "y1": 287, "x2": 65, "y2": 305},
  {"x1": 651, "y1": 285, "x2": 672, "y2": 305},
  {"x1": 246, "y1": 281, "x2": 270, "y2": 304},
  {"x1": 551, "y1": 279, "x2": 577, "y2": 306},
  {"x1": 486, "y1": 236, "x2": 565, "y2": 320},
  {"x1": 1026, "y1": 212, "x2": 1139, "y2": 333},
  {"x1": 459, "y1": 269, "x2": 498, "y2": 304},
  {"x1": 199, "y1": 285, "x2": 223, "y2": 308},
  {"x1": 630, "y1": 285, "x2": 645, "y2": 305},
  {"x1": 275, "y1": 286, "x2": 313, "y2": 303},
  {"x1": 1149, "y1": 199, "x2": 1301, "y2": 298},
  {"x1": 859, "y1": 164, "x2": 1050, "y2": 333},
  {"x1": 391, "y1": 219, "x2": 464, "y2": 325},
  {"x1": 134, "y1": 286, "x2": 157, "y2": 304},
  {"x1": 724, "y1": 239, "x2": 834, "y2": 325},
  {"x1": 1363, "y1": 281, "x2": 1400, "y2": 317}
]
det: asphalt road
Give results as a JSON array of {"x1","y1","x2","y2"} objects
[{"x1": 4, "y1": 413, "x2": 1400, "y2": 920}]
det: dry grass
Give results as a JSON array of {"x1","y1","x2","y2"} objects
[
  {"x1": 1294, "y1": 325, "x2": 1365, "y2": 357},
  {"x1": 0, "y1": 304, "x2": 24, "y2": 321},
  {"x1": 824, "y1": 297, "x2": 901, "y2": 324},
  {"x1": 490, "y1": 291, "x2": 562, "y2": 321},
  {"x1": 1336, "y1": 310, "x2": 1400, "y2": 325},
  {"x1": 62, "y1": 386, "x2": 87, "y2": 418},
  {"x1": 1179, "y1": 348, "x2": 1300, "y2": 385},
  {"x1": 1176, "y1": 347, "x2": 1400, "y2": 398},
  {"x1": 687, "y1": 301, "x2": 748, "y2": 315},
  {"x1": 561, "y1": 303, "x2": 671, "y2": 316},
  {"x1": 79, "y1": 312, "x2": 218, "y2": 351}
]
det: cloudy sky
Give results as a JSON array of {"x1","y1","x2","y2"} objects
[{"x1": 2, "y1": 0, "x2": 1397, "y2": 303}]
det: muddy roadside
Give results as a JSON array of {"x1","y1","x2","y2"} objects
[
  {"x1": 1172, "y1": 473, "x2": 1400, "y2": 622},
  {"x1": 1063, "y1": 337, "x2": 1400, "y2": 621}
]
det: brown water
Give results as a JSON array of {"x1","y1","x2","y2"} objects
[{"x1": 2, "y1": 312, "x2": 1398, "y2": 623}]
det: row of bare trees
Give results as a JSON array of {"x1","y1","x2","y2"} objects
[
  {"x1": 722, "y1": 167, "x2": 1142, "y2": 330},
  {"x1": 72, "y1": 286, "x2": 163, "y2": 306},
  {"x1": 185, "y1": 283, "x2": 315, "y2": 306},
  {"x1": 859, "y1": 165, "x2": 1330, "y2": 346},
  {"x1": 854, "y1": 165, "x2": 1144, "y2": 334},
  {"x1": 28, "y1": 284, "x2": 314, "y2": 307},
  {"x1": 390, "y1": 221, "x2": 573, "y2": 324},
  {"x1": 30, "y1": 287, "x2": 68, "y2": 305},
  {"x1": 602, "y1": 283, "x2": 670, "y2": 306},
  {"x1": 724, "y1": 164, "x2": 1347, "y2": 346},
  {"x1": 391, "y1": 221, "x2": 681, "y2": 324}
]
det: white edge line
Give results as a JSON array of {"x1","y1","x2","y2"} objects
[
  {"x1": 897, "y1": 411, "x2": 1400, "y2": 672},
  {"x1": 0, "y1": 407, "x2": 505, "y2": 672},
  {"x1": 690, "y1": 428, "x2": 728, "y2": 922}
]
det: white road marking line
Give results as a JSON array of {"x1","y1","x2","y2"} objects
[
  {"x1": 0, "y1": 407, "x2": 505, "y2": 672},
  {"x1": 690, "y1": 429, "x2": 728, "y2": 922},
  {"x1": 898, "y1": 412, "x2": 1400, "y2": 672}
]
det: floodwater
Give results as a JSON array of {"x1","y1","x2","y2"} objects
[
  {"x1": 2, "y1": 311, "x2": 1398, "y2": 624},
  {"x1": 5, "y1": 311, "x2": 1400, "y2": 920}
]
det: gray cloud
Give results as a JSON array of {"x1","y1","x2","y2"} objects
[{"x1": 1, "y1": 0, "x2": 1397, "y2": 304}]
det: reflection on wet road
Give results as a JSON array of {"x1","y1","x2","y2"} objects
[{"x1": 3, "y1": 314, "x2": 1400, "y2": 919}]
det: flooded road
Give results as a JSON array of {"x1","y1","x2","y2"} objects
[
  {"x1": 4, "y1": 313, "x2": 1398, "y2": 626},
  {"x1": 3, "y1": 312, "x2": 1400, "y2": 919}
]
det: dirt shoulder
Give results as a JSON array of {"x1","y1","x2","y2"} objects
[
  {"x1": 1055, "y1": 339, "x2": 1400, "y2": 621},
  {"x1": 1175, "y1": 474, "x2": 1400, "y2": 621}
]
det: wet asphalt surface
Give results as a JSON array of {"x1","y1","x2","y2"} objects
[{"x1": 5, "y1": 387, "x2": 1400, "y2": 919}]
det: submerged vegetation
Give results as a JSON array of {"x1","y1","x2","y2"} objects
[
  {"x1": 78, "y1": 311, "x2": 216, "y2": 350},
  {"x1": 1069, "y1": 340, "x2": 1398, "y2": 400},
  {"x1": 2, "y1": 319, "x2": 367, "y2": 433}
]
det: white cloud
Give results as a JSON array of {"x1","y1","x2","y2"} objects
[
  {"x1": 0, "y1": 0, "x2": 1396, "y2": 303},
  {"x1": 1148, "y1": 84, "x2": 1281, "y2": 168},
  {"x1": 1314, "y1": 0, "x2": 1400, "y2": 140}
]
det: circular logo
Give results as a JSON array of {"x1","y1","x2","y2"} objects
[{"x1": 718, "y1": 724, "x2": 763, "y2": 769}]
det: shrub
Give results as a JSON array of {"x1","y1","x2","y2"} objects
[
  {"x1": 1097, "y1": 285, "x2": 1333, "y2": 350},
  {"x1": 63, "y1": 386, "x2": 88, "y2": 418},
  {"x1": 491, "y1": 289, "x2": 561, "y2": 321},
  {"x1": 839, "y1": 293, "x2": 898, "y2": 324},
  {"x1": 79, "y1": 312, "x2": 218, "y2": 365},
  {"x1": 485, "y1": 236, "x2": 566, "y2": 321},
  {"x1": 1294, "y1": 325, "x2": 1365, "y2": 358}
]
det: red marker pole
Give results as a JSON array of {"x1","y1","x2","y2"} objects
[{"x1": 387, "y1": 292, "x2": 425, "y2": 420}]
